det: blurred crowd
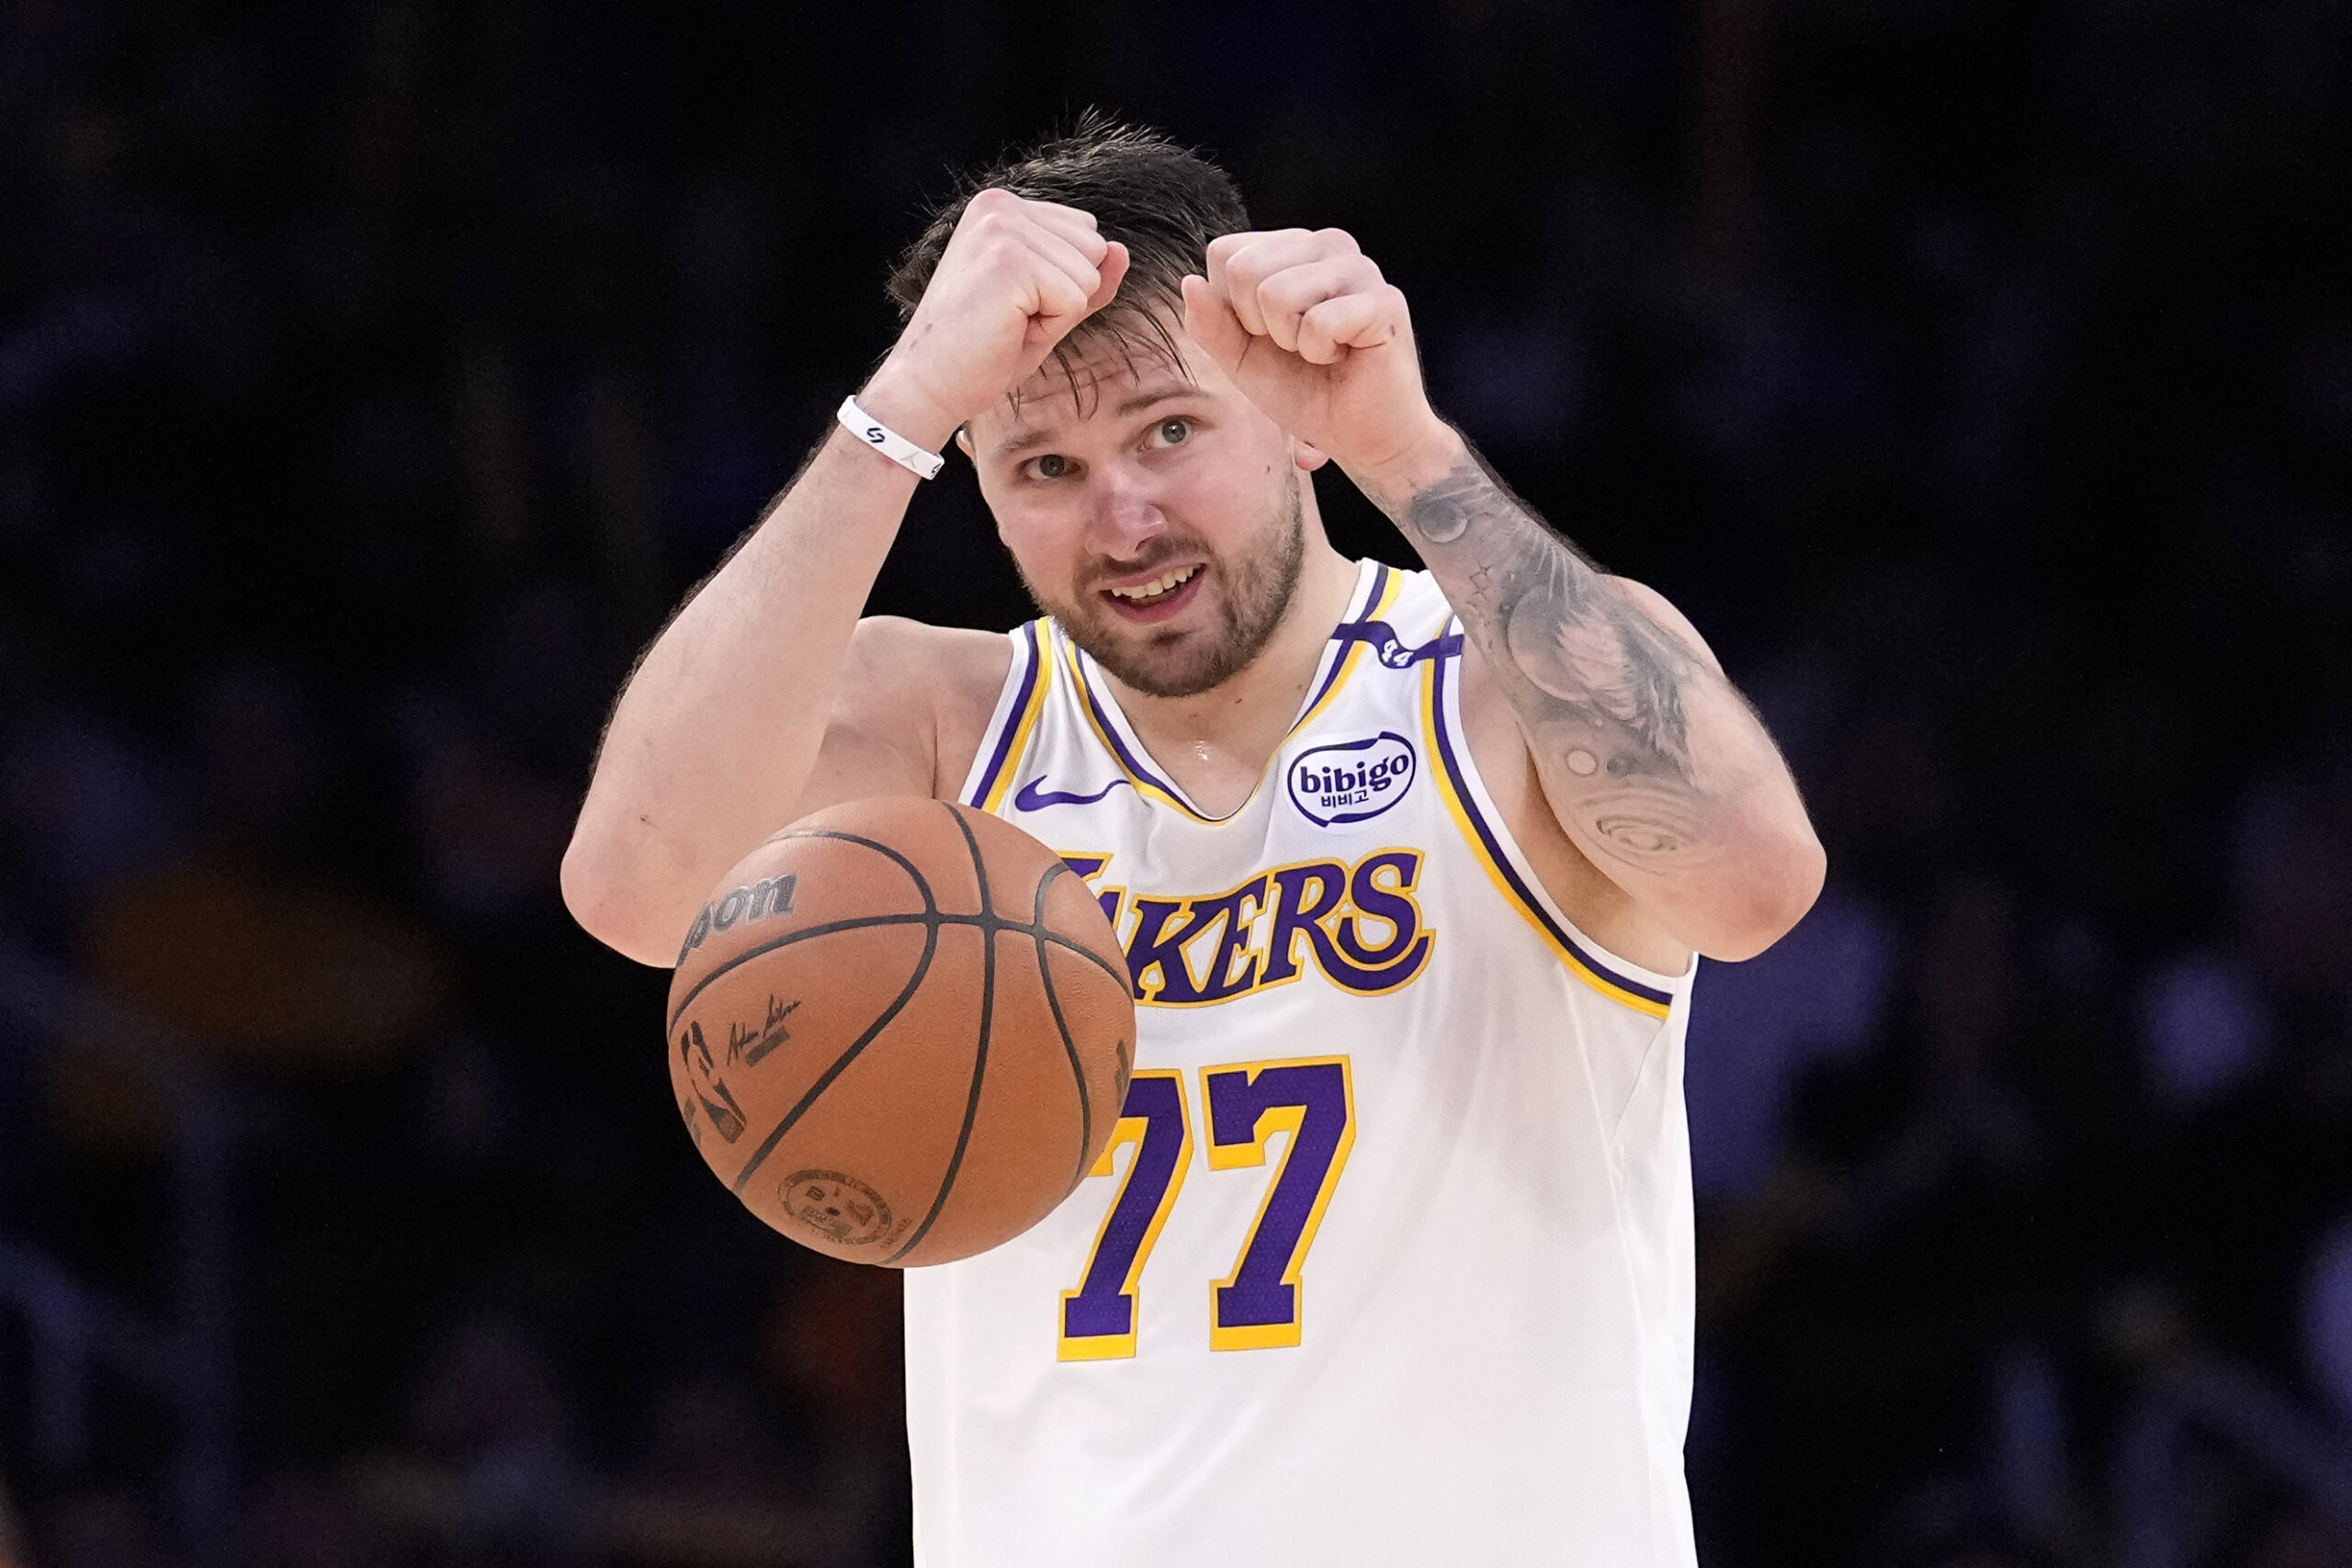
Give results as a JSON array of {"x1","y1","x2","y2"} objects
[{"x1": 0, "y1": 1, "x2": 2346, "y2": 1565}]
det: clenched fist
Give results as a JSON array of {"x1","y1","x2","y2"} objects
[
  {"x1": 863, "y1": 188, "x2": 1131, "y2": 450},
  {"x1": 1181, "y1": 229, "x2": 1458, "y2": 488}
]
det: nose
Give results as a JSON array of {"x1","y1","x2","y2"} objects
[{"x1": 1082, "y1": 466, "x2": 1168, "y2": 559}]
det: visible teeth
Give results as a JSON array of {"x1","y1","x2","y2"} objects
[{"x1": 1110, "y1": 565, "x2": 1198, "y2": 602}]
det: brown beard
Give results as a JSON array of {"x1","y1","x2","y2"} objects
[{"x1": 1023, "y1": 468, "x2": 1306, "y2": 700}]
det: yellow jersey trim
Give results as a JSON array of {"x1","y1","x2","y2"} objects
[{"x1": 975, "y1": 619, "x2": 1056, "y2": 814}]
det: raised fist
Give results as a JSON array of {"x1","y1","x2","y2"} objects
[
  {"x1": 863, "y1": 189, "x2": 1130, "y2": 450},
  {"x1": 1181, "y1": 228, "x2": 1452, "y2": 485}
]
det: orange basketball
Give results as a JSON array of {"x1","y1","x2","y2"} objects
[{"x1": 665, "y1": 797, "x2": 1136, "y2": 1267}]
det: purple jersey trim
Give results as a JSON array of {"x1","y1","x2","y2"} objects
[
  {"x1": 965, "y1": 621, "x2": 1043, "y2": 808},
  {"x1": 1295, "y1": 562, "x2": 1393, "y2": 716},
  {"x1": 1074, "y1": 661, "x2": 1188, "y2": 805}
]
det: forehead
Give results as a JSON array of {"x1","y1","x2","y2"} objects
[{"x1": 971, "y1": 329, "x2": 1238, "y2": 456}]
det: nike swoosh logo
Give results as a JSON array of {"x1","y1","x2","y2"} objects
[{"x1": 1013, "y1": 777, "x2": 1133, "y2": 812}]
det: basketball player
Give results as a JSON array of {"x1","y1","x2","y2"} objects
[{"x1": 565, "y1": 123, "x2": 1823, "y2": 1565}]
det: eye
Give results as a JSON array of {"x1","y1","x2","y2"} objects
[
  {"x1": 1027, "y1": 453, "x2": 1069, "y2": 480},
  {"x1": 1155, "y1": 417, "x2": 1191, "y2": 446}
]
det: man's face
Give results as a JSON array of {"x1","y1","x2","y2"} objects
[{"x1": 963, "y1": 327, "x2": 1308, "y2": 699}]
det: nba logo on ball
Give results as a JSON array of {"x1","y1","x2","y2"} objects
[{"x1": 1287, "y1": 732, "x2": 1418, "y2": 827}]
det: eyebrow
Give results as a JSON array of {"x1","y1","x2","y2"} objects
[{"x1": 990, "y1": 383, "x2": 1200, "y2": 458}]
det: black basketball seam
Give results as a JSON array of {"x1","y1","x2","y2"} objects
[
  {"x1": 763, "y1": 826, "x2": 937, "y2": 896},
  {"x1": 1035, "y1": 928, "x2": 1132, "y2": 993},
  {"x1": 728, "y1": 914, "x2": 942, "y2": 1198},
  {"x1": 951, "y1": 804, "x2": 996, "y2": 922},
  {"x1": 879, "y1": 806, "x2": 999, "y2": 1265},
  {"x1": 671, "y1": 912, "x2": 929, "y2": 1028},
  {"x1": 666, "y1": 829, "x2": 939, "y2": 1028},
  {"x1": 671, "y1": 828, "x2": 1125, "y2": 1028},
  {"x1": 673, "y1": 912, "x2": 1118, "y2": 1038},
  {"x1": 765, "y1": 824, "x2": 935, "y2": 859},
  {"x1": 1032, "y1": 862, "x2": 1097, "y2": 1193}
]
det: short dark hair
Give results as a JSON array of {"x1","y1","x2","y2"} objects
[{"x1": 885, "y1": 114, "x2": 1250, "y2": 390}]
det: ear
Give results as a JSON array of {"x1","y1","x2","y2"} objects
[
  {"x1": 1292, "y1": 439, "x2": 1331, "y2": 473},
  {"x1": 954, "y1": 427, "x2": 975, "y2": 457}
]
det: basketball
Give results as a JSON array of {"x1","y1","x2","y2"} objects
[{"x1": 665, "y1": 796, "x2": 1136, "y2": 1268}]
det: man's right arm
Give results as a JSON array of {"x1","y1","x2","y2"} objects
[
  {"x1": 561, "y1": 190, "x2": 1128, "y2": 966},
  {"x1": 561, "y1": 426, "x2": 946, "y2": 967}
]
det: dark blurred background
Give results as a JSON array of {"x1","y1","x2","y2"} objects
[{"x1": 1, "y1": 1, "x2": 2348, "y2": 1565}]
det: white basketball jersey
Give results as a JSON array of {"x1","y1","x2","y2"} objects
[{"x1": 906, "y1": 560, "x2": 1701, "y2": 1567}]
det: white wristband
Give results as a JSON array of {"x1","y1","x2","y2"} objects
[{"x1": 838, "y1": 396, "x2": 945, "y2": 480}]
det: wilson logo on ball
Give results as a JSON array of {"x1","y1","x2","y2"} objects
[{"x1": 676, "y1": 873, "x2": 797, "y2": 964}]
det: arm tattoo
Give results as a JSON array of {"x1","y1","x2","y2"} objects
[{"x1": 1386, "y1": 450, "x2": 1720, "y2": 874}]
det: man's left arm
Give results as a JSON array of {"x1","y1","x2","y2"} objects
[
  {"x1": 1372, "y1": 435, "x2": 1822, "y2": 960},
  {"x1": 1184, "y1": 227, "x2": 1823, "y2": 961}
]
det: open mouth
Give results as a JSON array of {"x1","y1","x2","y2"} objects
[{"x1": 1100, "y1": 563, "x2": 1204, "y2": 621}]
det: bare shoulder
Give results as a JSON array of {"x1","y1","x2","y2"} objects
[
  {"x1": 844, "y1": 615, "x2": 1011, "y2": 696},
  {"x1": 834, "y1": 616, "x2": 1013, "y2": 797}
]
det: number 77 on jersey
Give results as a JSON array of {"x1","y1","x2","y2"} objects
[{"x1": 1059, "y1": 1057, "x2": 1357, "y2": 1359}]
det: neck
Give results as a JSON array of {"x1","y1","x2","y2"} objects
[{"x1": 1100, "y1": 536, "x2": 1361, "y2": 777}]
